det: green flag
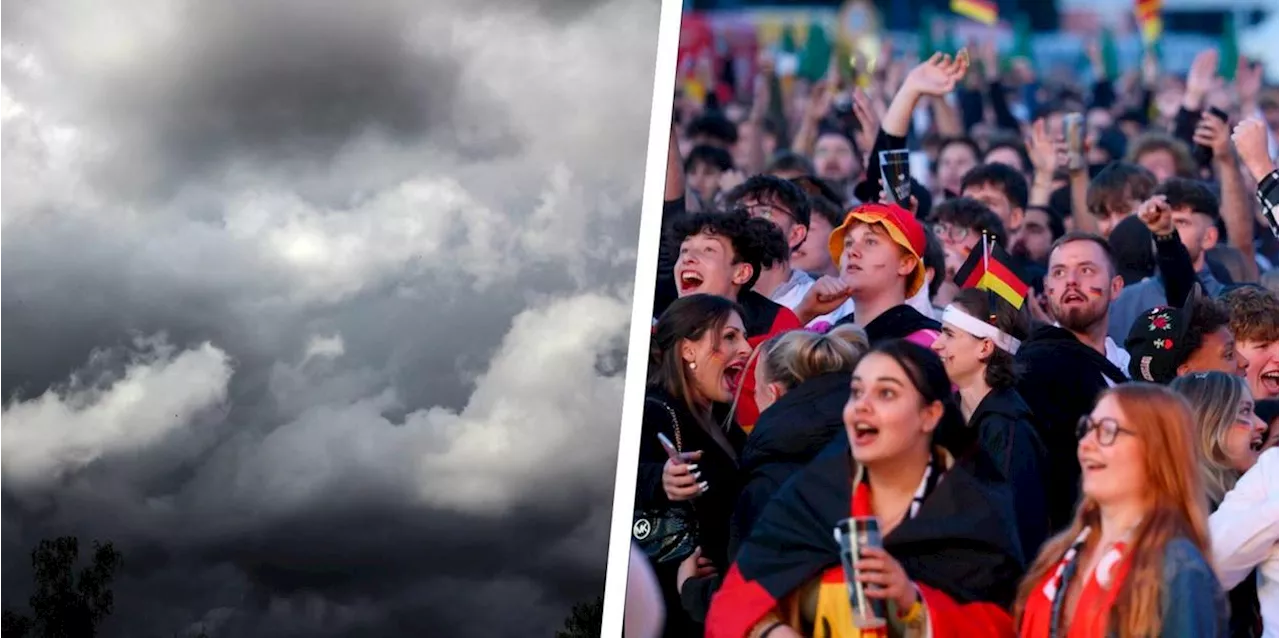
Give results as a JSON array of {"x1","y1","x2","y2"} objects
[
  {"x1": 1010, "y1": 13, "x2": 1033, "y2": 67},
  {"x1": 1218, "y1": 14, "x2": 1238, "y2": 81},
  {"x1": 1100, "y1": 27, "x2": 1119, "y2": 80},
  {"x1": 798, "y1": 21, "x2": 833, "y2": 82}
]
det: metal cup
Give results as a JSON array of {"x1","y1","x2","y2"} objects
[
  {"x1": 834, "y1": 516, "x2": 887, "y2": 632},
  {"x1": 878, "y1": 149, "x2": 912, "y2": 206}
]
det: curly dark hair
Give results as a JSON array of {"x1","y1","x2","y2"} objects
[
  {"x1": 668, "y1": 209, "x2": 789, "y2": 289},
  {"x1": 1181, "y1": 294, "x2": 1232, "y2": 367},
  {"x1": 1156, "y1": 178, "x2": 1220, "y2": 221},
  {"x1": 950, "y1": 288, "x2": 1030, "y2": 390}
]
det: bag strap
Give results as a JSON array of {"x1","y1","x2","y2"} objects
[{"x1": 645, "y1": 397, "x2": 683, "y2": 451}]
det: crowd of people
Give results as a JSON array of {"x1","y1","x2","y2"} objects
[{"x1": 625, "y1": 30, "x2": 1280, "y2": 638}]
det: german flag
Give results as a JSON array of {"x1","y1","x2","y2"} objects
[
  {"x1": 951, "y1": 0, "x2": 998, "y2": 26},
  {"x1": 952, "y1": 234, "x2": 1029, "y2": 309}
]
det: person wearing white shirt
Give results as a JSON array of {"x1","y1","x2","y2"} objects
[{"x1": 1210, "y1": 447, "x2": 1279, "y2": 638}]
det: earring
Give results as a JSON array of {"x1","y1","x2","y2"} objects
[{"x1": 688, "y1": 362, "x2": 697, "y2": 370}]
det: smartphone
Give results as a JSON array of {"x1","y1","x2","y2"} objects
[
  {"x1": 1063, "y1": 113, "x2": 1086, "y2": 171},
  {"x1": 657, "y1": 433, "x2": 682, "y2": 463},
  {"x1": 1194, "y1": 107, "x2": 1230, "y2": 166}
]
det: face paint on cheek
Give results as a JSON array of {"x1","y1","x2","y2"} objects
[{"x1": 1087, "y1": 287, "x2": 1105, "y2": 298}]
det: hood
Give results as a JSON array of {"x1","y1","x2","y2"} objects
[
  {"x1": 740, "y1": 372, "x2": 849, "y2": 474},
  {"x1": 969, "y1": 386, "x2": 1033, "y2": 425},
  {"x1": 838, "y1": 303, "x2": 941, "y2": 343}
]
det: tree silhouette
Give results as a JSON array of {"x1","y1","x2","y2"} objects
[
  {"x1": 555, "y1": 596, "x2": 603, "y2": 638},
  {"x1": 2, "y1": 536, "x2": 122, "y2": 638}
]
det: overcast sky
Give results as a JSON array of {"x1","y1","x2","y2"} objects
[{"x1": 1, "y1": 0, "x2": 658, "y2": 635}]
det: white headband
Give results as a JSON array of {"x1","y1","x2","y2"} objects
[{"x1": 940, "y1": 305, "x2": 1022, "y2": 355}]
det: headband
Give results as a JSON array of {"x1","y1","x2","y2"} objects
[{"x1": 941, "y1": 305, "x2": 1022, "y2": 355}]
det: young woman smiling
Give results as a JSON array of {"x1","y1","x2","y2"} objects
[
  {"x1": 635, "y1": 294, "x2": 754, "y2": 637},
  {"x1": 1171, "y1": 371, "x2": 1268, "y2": 637},
  {"x1": 1015, "y1": 383, "x2": 1229, "y2": 638},
  {"x1": 930, "y1": 287, "x2": 1049, "y2": 560},
  {"x1": 707, "y1": 340, "x2": 1024, "y2": 638}
]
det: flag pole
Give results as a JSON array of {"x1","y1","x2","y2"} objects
[{"x1": 982, "y1": 230, "x2": 998, "y2": 323}]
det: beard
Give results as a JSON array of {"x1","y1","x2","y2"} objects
[{"x1": 1051, "y1": 298, "x2": 1108, "y2": 333}]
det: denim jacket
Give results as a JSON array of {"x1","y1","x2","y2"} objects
[{"x1": 1157, "y1": 536, "x2": 1230, "y2": 637}]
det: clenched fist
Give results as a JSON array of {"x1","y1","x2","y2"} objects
[{"x1": 1232, "y1": 118, "x2": 1276, "y2": 184}]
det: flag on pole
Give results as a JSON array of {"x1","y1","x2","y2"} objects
[
  {"x1": 951, "y1": 0, "x2": 998, "y2": 26},
  {"x1": 798, "y1": 21, "x2": 834, "y2": 82},
  {"x1": 952, "y1": 233, "x2": 1029, "y2": 309},
  {"x1": 918, "y1": 7, "x2": 937, "y2": 60},
  {"x1": 1134, "y1": 0, "x2": 1163, "y2": 47},
  {"x1": 1010, "y1": 14, "x2": 1033, "y2": 67},
  {"x1": 1100, "y1": 28, "x2": 1119, "y2": 79}
]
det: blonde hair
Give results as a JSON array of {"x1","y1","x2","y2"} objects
[
  {"x1": 758, "y1": 325, "x2": 869, "y2": 390},
  {"x1": 1014, "y1": 384, "x2": 1209, "y2": 638},
  {"x1": 1170, "y1": 371, "x2": 1250, "y2": 505}
]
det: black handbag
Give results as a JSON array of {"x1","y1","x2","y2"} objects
[{"x1": 632, "y1": 398, "x2": 699, "y2": 565}]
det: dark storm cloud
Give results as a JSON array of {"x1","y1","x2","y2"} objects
[{"x1": 1, "y1": 0, "x2": 658, "y2": 634}]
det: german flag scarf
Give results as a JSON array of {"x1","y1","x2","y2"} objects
[{"x1": 706, "y1": 440, "x2": 1025, "y2": 638}]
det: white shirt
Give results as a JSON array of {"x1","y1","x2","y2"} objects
[
  {"x1": 1211, "y1": 448, "x2": 1280, "y2": 638},
  {"x1": 771, "y1": 269, "x2": 853, "y2": 328},
  {"x1": 1052, "y1": 322, "x2": 1130, "y2": 386}
]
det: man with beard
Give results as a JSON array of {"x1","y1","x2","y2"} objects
[{"x1": 1016, "y1": 231, "x2": 1130, "y2": 532}]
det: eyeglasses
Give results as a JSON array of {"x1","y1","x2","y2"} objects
[
  {"x1": 746, "y1": 204, "x2": 794, "y2": 224},
  {"x1": 1076, "y1": 416, "x2": 1137, "y2": 447},
  {"x1": 932, "y1": 223, "x2": 969, "y2": 243}
]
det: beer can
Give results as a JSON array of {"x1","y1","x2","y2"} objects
[
  {"x1": 834, "y1": 516, "x2": 887, "y2": 635},
  {"x1": 1063, "y1": 113, "x2": 1086, "y2": 171}
]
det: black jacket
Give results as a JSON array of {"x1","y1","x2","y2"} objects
[
  {"x1": 678, "y1": 372, "x2": 850, "y2": 623},
  {"x1": 951, "y1": 387, "x2": 1051, "y2": 560},
  {"x1": 834, "y1": 303, "x2": 941, "y2": 344},
  {"x1": 1015, "y1": 325, "x2": 1128, "y2": 532},
  {"x1": 635, "y1": 387, "x2": 743, "y2": 637}
]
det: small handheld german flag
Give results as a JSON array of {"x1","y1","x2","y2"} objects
[
  {"x1": 951, "y1": 0, "x2": 998, "y2": 26},
  {"x1": 952, "y1": 231, "x2": 1029, "y2": 310}
]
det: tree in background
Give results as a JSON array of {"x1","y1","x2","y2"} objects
[
  {"x1": 2, "y1": 537, "x2": 123, "y2": 638},
  {"x1": 555, "y1": 596, "x2": 603, "y2": 638}
]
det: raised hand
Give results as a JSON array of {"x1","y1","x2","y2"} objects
[
  {"x1": 1184, "y1": 48, "x2": 1219, "y2": 109},
  {"x1": 1232, "y1": 118, "x2": 1277, "y2": 183},
  {"x1": 1236, "y1": 56, "x2": 1263, "y2": 109},
  {"x1": 1025, "y1": 118, "x2": 1063, "y2": 177},
  {"x1": 1137, "y1": 195, "x2": 1174, "y2": 236},
  {"x1": 1193, "y1": 112, "x2": 1233, "y2": 162},
  {"x1": 851, "y1": 88, "x2": 880, "y2": 157},
  {"x1": 902, "y1": 51, "x2": 970, "y2": 99}
]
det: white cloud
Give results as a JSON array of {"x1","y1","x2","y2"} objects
[{"x1": 2, "y1": 338, "x2": 233, "y2": 487}]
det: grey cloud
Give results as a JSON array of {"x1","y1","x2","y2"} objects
[{"x1": 1, "y1": 0, "x2": 658, "y2": 634}]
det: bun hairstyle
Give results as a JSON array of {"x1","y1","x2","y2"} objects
[
  {"x1": 649, "y1": 294, "x2": 744, "y2": 413},
  {"x1": 950, "y1": 288, "x2": 1030, "y2": 390},
  {"x1": 759, "y1": 324, "x2": 870, "y2": 391}
]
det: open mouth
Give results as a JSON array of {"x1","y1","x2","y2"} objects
[
  {"x1": 1081, "y1": 459, "x2": 1107, "y2": 472},
  {"x1": 1252, "y1": 434, "x2": 1266, "y2": 451},
  {"x1": 724, "y1": 361, "x2": 746, "y2": 394},
  {"x1": 851, "y1": 422, "x2": 879, "y2": 446},
  {"x1": 1261, "y1": 370, "x2": 1279, "y2": 395},
  {"x1": 1061, "y1": 290, "x2": 1088, "y2": 305},
  {"x1": 678, "y1": 270, "x2": 704, "y2": 293}
]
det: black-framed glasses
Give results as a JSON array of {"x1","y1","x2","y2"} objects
[
  {"x1": 746, "y1": 203, "x2": 794, "y2": 224},
  {"x1": 1076, "y1": 416, "x2": 1137, "y2": 447}
]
